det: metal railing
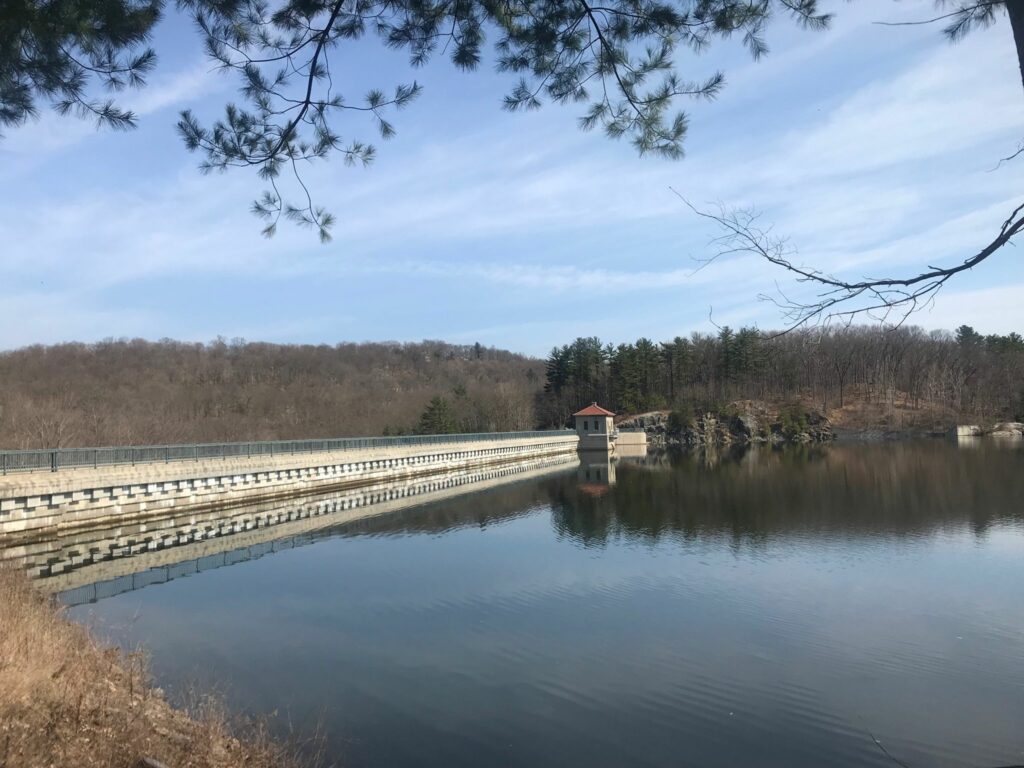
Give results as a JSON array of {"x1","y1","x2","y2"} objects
[{"x1": 0, "y1": 430, "x2": 573, "y2": 475}]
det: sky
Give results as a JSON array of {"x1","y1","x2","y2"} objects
[{"x1": 1, "y1": 0, "x2": 1022, "y2": 356}]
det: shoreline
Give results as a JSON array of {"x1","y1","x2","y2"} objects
[
  {"x1": 617, "y1": 404, "x2": 1024, "y2": 448},
  {"x1": 0, "y1": 567, "x2": 304, "y2": 768}
]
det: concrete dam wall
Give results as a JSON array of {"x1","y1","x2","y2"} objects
[
  {"x1": 0, "y1": 432, "x2": 580, "y2": 546},
  {"x1": 7, "y1": 454, "x2": 580, "y2": 602}
]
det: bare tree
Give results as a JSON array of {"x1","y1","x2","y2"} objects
[{"x1": 0, "y1": 339, "x2": 544, "y2": 448}]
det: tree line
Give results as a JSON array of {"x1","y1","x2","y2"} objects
[
  {"x1": 1, "y1": 325, "x2": 1021, "y2": 449},
  {"x1": 537, "y1": 325, "x2": 1024, "y2": 428},
  {"x1": 0, "y1": 338, "x2": 540, "y2": 449}
]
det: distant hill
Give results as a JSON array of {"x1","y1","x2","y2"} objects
[
  {"x1": 3, "y1": 324, "x2": 1021, "y2": 449},
  {"x1": 0, "y1": 339, "x2": 542, "y2": 449}
]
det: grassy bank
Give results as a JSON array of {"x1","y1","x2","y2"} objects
[{"x1": 0, "y1": 568, "x2": 305, "y2": 768}]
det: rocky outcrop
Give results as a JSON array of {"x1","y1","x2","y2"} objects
[
  {"x1": 617, "y1": 412, "x2": 668, "y2": 432},
  {"x1": 953, "y1": 422, "x2": 1024, "y2": 439},
  {"x1": 617, "y1": 403, "x2": 834, "y2": 448}
]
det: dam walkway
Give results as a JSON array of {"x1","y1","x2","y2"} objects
[{"x1": 0, "y1": 431, "x2": 579, "y2": 546}]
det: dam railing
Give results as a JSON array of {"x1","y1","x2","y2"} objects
[{"x1": 0, "y1": 430, "x2": 572, "y2": 475}]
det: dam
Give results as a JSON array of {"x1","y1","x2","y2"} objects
[
  {"x1": 20, "y1": 455, "x2": 582, "y2": 605},
  {"x1": 0, "y1": 431, "x2": 580, "y2": 588}
]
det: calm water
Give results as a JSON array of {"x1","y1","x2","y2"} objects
[{"x1": 65, "y1": 442, "x2": 1024, "y2": 768}]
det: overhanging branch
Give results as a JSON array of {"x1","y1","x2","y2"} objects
[{"x1": 673, "y1": 188, "x2": 1024, "y2": 333}]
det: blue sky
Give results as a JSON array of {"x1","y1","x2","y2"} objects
[{"x1": 1, "y1": 0, "x2": 1022, "y2": 356}]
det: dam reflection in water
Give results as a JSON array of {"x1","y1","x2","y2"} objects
[
  {"x1": 9, "y1": 453, "x2": 581, "y2": 605},
  {"x1": 34, "y1": 441, "x2": 1024, "y2": 768}
]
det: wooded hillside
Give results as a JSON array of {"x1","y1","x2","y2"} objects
[
  {"x1": 0, "y1": 339, "x2": 540, "y2": 448},
  {"x1": 538, "y1": 325, "x2": 1024, "y2": 431},
  {"x1": 1, "y1": 325, "x2": 1021, "y2": 449}
]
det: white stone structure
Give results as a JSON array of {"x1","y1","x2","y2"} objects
[
  {"x1": 0, "y1": 433, "x2": 579, "y2": 543},
  {"x1": 573, "y1": 403, "x2": 615, "y2": 451},
  {"x1": 4, "y1": 454, "x2": 579, "y2": 597}
]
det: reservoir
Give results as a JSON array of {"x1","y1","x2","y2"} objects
[{"x1": 54, "y1": 441, "x2": 1024, "y2": 768}]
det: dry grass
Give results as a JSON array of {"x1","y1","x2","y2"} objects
[
  {"x1": 825, "y1": 388, "x2": 959, "y2": 434},
  {"x1": 0, "y1": 567, "x2": 311, "y2": 768}
]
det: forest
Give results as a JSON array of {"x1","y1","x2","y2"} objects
[
  {"x1": 0, "y1": 325, "x2": 1021, "y2": 449},
  {"x1": 538, "y1": 325, "x2": 1024, "y2": 429},
  {"x1": 0, "y1": 339, "x2": 540, "y2": 448}
]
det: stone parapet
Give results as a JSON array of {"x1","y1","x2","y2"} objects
[
  {"x1": 0, "y1": 433, "x2": 579, "y2": 541},
  {"x1": 5, "y1": 453, "x2": 579, "y2": 598}
]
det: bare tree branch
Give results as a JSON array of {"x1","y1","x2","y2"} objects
[
  {"x1": 989, "y1": 139, "x2": 1024, "y2": 171},
  {"x1": 672, "y1": 188, "x2": 1024, "y2": 333},
  {"x1": 871, "y1": 1, "x2": 1001, "y2": 29}
]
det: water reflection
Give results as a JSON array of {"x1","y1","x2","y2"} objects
[
  {"x1": 548, "y1": 441, "x2": 1024, "y2": 546},
  {"x1": 37, "y1": 440, "x2": 1024, "y2": 602},
  {"x1": 55, "y1": 440, "x2": 1024, "y2": 768},
  {"x1": 2, "y1": 454, "x2": 579, "y2": 600},
  {"x1": 576, "y1": 450, "x2": 616, "y2": 495}
]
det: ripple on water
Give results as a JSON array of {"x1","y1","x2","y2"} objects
[{"x1": 59, "y1": 443, "x2": 1024, "y2": 768}]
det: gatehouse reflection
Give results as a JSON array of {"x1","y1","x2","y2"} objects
[
  {"x1": 550, "y1": 440, "x2": 1024, "y2": 546},
  {"x1": 19, "y1": 440, "x2": 1024, "y2": 608},
  {"x1": 577, "y1": 450, "x2": 616, "y2": 495}
]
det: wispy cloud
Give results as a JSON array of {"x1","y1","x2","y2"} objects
[
  {"x1": 0, "y1": 61, "x2": 225, "y2": 156},
  {"x1": 921, "y1": 283, "x2": 1024, "y2": 331},
  {"x1": 1, "y1": 3, "x2": 1023, "y2": 349},
  {"x1": 344, "y1": 250, "x2": 778, "y2": 295},
  {"x1": 762, "y1": 34, "x2": 1023, "y2": 184}
]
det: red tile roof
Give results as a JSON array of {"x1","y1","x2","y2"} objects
[{"x1": 573, "y1": 403, "x2": 615, "y2": 417}]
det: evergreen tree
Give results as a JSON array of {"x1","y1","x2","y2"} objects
[
  {"x1": 660, "y1": 336, "x2": 691, "y2": 403},
  {"x1": 544, "y1": 346, "x2": 571, "y2": 395},
  {"x1": 986, "y1": 332, "x2": 1024, "y2": 354},
  {"x1": 717, "y1": 326, "x2": 736, "y2": 384},
  {"x1": 534, "y1": 324, "x2": 1024, "y2": 427},
  {"x1": 956, "y1": 325, "x2": 984, "y2": 347},
  {"x1": 610, "y1": 342, "x2": 642, "y2": 413},
  {"x1": 417, "y1": 396, "x2": 458, "y2": 434},
  {"x1": 634, "y1": 338, "x2": 661, "y2": 407},
  {"x1": 564, "y1": 337, "x2": 606, "y2": 405},
  {"x1": 732, "y1": 327, "x2": 766, "y2": 390},
  {"x1": 1, "y1": 0, "x2": 159, "y2": 130}
]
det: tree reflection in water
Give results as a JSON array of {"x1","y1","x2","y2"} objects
[{"x1": 547, "y1": 442, "x2": 1024, "y2": 547}]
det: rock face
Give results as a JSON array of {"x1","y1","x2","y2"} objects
[
  {"x1": 617, "y1": 412, "x2": 669, "y2": 432},
  {"x1": 734, "y1": 411, "x2": 759, "y2": 439},
  {"x1": 989, "y1": 422, "x2": 1024, "y2": 438},
  {"x1": 954, "y1": 423, "x2": 1024, "y2": 438},
  {"x1": 617, "y1": 403, "x2": 834, "y2": 448}
]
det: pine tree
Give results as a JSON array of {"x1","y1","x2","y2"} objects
[
  {"x1": 544, "y1": 346, "x2": 571, "y2": 395},
  {"x1": 417, "y1": 396, "x2": 457, "y2": 434},
  {"x1": 3, "y1": 0, "x2": 838, "y2": 239},
  {"x1": 1, "y1": 0, "x2": 159, "y2": 131},
  {"x1": 956, "y1": 325, "x2": 984, "y2": 347},
  {"x1": 634, "y1": 338, "x2": 660, "y2": 408}
]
